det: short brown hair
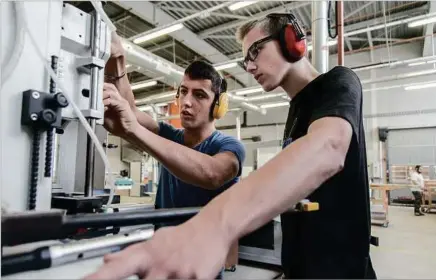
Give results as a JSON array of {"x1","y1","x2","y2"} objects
[{"x1": 236, "y1": 15, "x2": 294, "y2": 43}]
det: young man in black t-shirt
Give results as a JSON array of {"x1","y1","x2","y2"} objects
[{"x1": 86, "y1": 14, "x2": 377, "y2": 280}]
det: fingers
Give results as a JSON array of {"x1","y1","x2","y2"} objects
[
  {"x1": 144, "y1": 269, "x2": 169, "y2": 280},
  {"x1": 84, "y1": 245, "x2": 150, "y2": 280}
]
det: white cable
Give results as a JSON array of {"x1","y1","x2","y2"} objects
[
  {"x1": 90, "y1": 0, "x2": 117, "y2": 32},
  {"x1": 17, "y1": 4, "x2": 117, "y2": 207},
  {"x1": 1, "y1": 1, "x2": 25, "y2": 88}
]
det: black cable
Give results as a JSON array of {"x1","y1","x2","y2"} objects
[
  {"x1": 44, "y1": 55, "x2": 58, "y2": 177},
  {"x1": 328, "y1": 1, "x2": 338, "y2": 39},
  {"x1": 29, "y1": 129, "x2": 41, "y2": 210}
]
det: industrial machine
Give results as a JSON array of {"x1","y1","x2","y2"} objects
[
  {"x1": 1, "y1": 2, "x2": 320, "y2": 278},
  {"x1": 0, "y1": 2, "x2": 168, "y2": 278}
]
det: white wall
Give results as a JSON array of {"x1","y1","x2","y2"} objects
[
  {"x1": 106, "y1": 135, "x2": 130, "y2": 176},
  {"x1": 217, "y1": 41, "x2": 436, "y2": 170}
]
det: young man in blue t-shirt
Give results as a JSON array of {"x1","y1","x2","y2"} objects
[
  {"x1": 103, "y1": 34, "x2": 245, "y2": 209},
  {"x1": 101, "y1": 35, "x2": 245, "y2": 277}
]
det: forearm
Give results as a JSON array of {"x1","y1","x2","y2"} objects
[
  {"x1": 194, "y1": 132, "x2": 345, "y2": 244},
  {"x1": 127, "y1": 125, "x2": 218, "y2": 189},
  {"x1": 105, "y1": 56, "x2": 159, "y2": 134}
]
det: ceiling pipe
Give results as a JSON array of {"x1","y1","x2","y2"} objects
[
  {"x1": 336, "y1": 1, "x2": 344, "y2": 66},
  {"x1": 312, "y1": 1, "x2": 329, "y2": 73},
  {"x1": 361, "y1": 69, "x2": 436, "y2": 85},
  {"x1": 122, "y1": 38, "x2": 183, "y2": 87}
]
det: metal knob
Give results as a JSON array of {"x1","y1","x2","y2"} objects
[
  {"x1": 54, "y1": 93, "x2": 69, "y2": 108},
  {"x1": 41, "y1": 109, "x2": 57, "y2": 125}
]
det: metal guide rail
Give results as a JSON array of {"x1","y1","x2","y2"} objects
[{"x1": 1, "y1": 201, "x2": 319, "y2": 276}]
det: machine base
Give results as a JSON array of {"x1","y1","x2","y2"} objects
[{"x1": 51, "y1": 193, "x2": 120, "y2": 214}]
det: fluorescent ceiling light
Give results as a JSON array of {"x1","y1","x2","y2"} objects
[
  {"x1": 131, "y1": 80, "x2": 158, "y2": 90},
  {"x1": 260, "y1": 101, "x2": 290, "y2": 109},
  {"x1": 404, "y1": 82, "x2": 436, "y2": 91},
  {"x1": 409, "y1": 59, "x2": 436, "y2": 67},
  {"x1": 408, "y1": 61, "x2": 426, "y2": 67},
  {"x1": 229, "y1": 1, "x2": 258, "y2": 11},
  {"x1": 215, "y1": 62, "x2": 238, "y2": 71},
  {"x1": 246, "y1": 93, "x2": 285, "y2": 101},
  {"x1": 234, "y1": 87, "x2": 263, "y2": 96},
  {"x1": 133, "y1": 23, "x2": 184, "y2": 44},
  {"x1": 241, "y1": 102, "x2": 262, "y2": 110},
  {"x1": 408, "y1": 17, "x2": 436, "y2": 28}
]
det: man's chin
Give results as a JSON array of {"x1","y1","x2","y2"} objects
[
  {"x1": 260, "y1": 81, "x2": 279, "y2": 92},
  {"x1": 180, "y1": 120, "x2": 195, "y2": 129}
]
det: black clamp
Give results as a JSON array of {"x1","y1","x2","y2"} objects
[{"x1": 21, "y1": 90, "x2": 69, "y2": 131}]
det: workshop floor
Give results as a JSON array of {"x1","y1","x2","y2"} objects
[
  {"x1": 224, "y1": 206, "x2": 436, "y2": 279},
  {"x1": 370, "y1": 206, "x2": 436, "y2": 279}
]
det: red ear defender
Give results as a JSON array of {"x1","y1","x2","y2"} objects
[
  {"x1": 269, "y1": 13, "x2": 307, "y2": 63},
  {"x1": 283, "y1": 25, "x2": 306, "y2": 61}
]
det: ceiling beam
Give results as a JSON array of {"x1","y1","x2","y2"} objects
[
  {"x1": 347, "y1": 37, "x2": 402, "y2": 42},
  {"x1": 343, "y1": 6, "x2": 428, "y2": 34},
  {"x1": 345, "y1": 38, "x2": 353, "y2": 51},
  {"x1": 344, "y1": 2, "x2": 373, "y2": 20},
  {"x1": 197, "y1": 2, "x2": 311, "y2": 38},
  {"x1": 423, "y1": 2, "x2": 436, "y2": 57},
  {"x1": 115, "y1": 1, "x2": 254, "y2": 88}
]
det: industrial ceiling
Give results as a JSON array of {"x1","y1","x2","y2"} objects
[{"x1": 71, "y1": 1, "x2": 432, "y2": 112}]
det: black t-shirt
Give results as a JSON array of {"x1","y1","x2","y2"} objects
[{"x1": 280, "y1": 66, "x2": 376, "y2": 279}]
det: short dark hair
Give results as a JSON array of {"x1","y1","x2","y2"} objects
[
  {"x1": 415, "y1": 165, "x2": 421, "y2": 171},
  {"x1": 184, "y1": 60, "x2": 227, "y2": 96}
]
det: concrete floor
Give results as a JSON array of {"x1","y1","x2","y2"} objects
[
  {"x1": 370, "y1": 206, "x2": 436, "y2": 279},
  {"x1": 225, "y1": 206, "x2": 436, "y2": 279}
]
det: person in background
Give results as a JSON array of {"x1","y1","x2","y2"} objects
[
  {"x1": 100, "y1": 32, "x2": 246, "y2": 279},
  {"x1": 410, "y1": 165, "x2": 425, "y2": 216}
]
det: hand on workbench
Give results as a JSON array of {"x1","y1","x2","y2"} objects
[
  {"x1": 103, "y1": 83, "x2": 139, "y2": 138},
  {"x1": 84, "y1": 220, "x2": 230, "y2": 280}
]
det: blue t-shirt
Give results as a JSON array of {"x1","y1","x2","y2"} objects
[{"x1": 155, "y1": 122, "x2": 246, "y2": 209}]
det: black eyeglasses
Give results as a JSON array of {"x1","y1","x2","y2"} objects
[{"x1": 243, "y1": 35, "x2": 275, "y2": 71}]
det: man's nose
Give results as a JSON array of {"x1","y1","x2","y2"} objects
[
  {"x1": 245, "y1": 60, "x2": 257, "y2": 73},
  {"x1": 180, "y1": 95, "x2": 193, "y2": 107}
]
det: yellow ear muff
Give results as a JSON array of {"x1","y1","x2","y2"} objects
[{"x1": 213, "y1": 92, "x2": 229, "y2": 119}]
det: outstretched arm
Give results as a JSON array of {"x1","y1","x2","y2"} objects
[
  {"x1": 126, "y1": 124, "x2": 242, "y2": 190},
  {"x1": 197, "y1": 117, "x2": 352, "y2": 242}
]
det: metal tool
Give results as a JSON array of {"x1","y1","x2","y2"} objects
[
  {"x1": 2, "y1": 207, "x2": 201, "y2": 247},
  {"x1": 2, "y1": 229, "x2": 154, "y2": 276}
]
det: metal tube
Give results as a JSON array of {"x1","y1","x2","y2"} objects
[
  {"x1": 235, "y1": 113, "x2": 241, "y2": 141},
  {"x1": 84, "y1": 10, "x2": 101, "y2": 197},
  {"x1": 337, "y1": 1, "x2": 344, "y2": 66},
  {"x1": 312, "y1": 1, "x2": 329, "y2": 73},
  {"x1": 63, "y1": 207, "x2": 201, "y2": 229}
]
